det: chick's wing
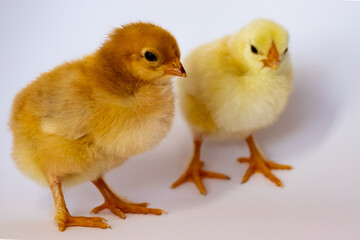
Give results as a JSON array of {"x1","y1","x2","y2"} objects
[
  {"x1": 41, "y1": 102, "x2": 91, "y2": 140},
  {"x1": 38, "y1": 68, "x2": 94, "y2": 140}
]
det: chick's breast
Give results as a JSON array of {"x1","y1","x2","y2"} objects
[{"x1": 91, "y1": 83, "x2": 175, "y2": 161}]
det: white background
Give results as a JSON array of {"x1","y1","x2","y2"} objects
[{"x1": 1, "y1": 0, "x2": 360, "y2": 239}]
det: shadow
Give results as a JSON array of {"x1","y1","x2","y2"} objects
[{"x1": 256, "y1": 60, "x2": 341, "y2": 160}]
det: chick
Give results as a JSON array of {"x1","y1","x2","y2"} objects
[
  {"x1": 9, "y1": 22, "x2": 186, "y2": 231},
  {"x1": 172, "y1": 19, "x2": 292, "y2": 195}
]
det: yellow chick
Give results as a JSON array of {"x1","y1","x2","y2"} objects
[
  {"x1": 172, "y1": 19, "x2": 292, "y2": 195},
  {"x1": 9, "y1": 22, "x2": 186, "y2": 231}
]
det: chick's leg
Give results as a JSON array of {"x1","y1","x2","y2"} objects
[
  {"x1": 238, "y1": 135, "x2": 292, "y2": 187},
  {"x1": 171, "y1": 139, "x2": 230, "y2": 195},
  {"x1": 46, "y1": 174, "x2": 109, "y2": 231},
  {"x1": 91, "y1": 177, "x2": 166, "y2": 219}
]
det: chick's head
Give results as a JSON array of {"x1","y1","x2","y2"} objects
[
  {"x1": 99, "y1": 22, "x2": 186, "y2": 83},
  {"x1": 233, "y1": 19, "x2": 289, "y2": 72}
]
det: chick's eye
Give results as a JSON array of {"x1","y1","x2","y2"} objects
[
  {"x1": 251, "y1": 45, "x2": 258, "y2": 54},
  {"x1": 284, "y1": 48, "x2": 288, "y2": 54},
  {"x1": 144, "y1": 51, "x2": 158, "y2": 62}
]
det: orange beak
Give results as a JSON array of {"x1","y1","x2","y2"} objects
[
  {"x1": 165, "y1": 62, "x2": 187, "y2": 77},
  {"x1": 262, "y1": 42, "x2": 280, "y2": 70}
]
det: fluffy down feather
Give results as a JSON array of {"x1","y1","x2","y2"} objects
[
  {"x1": 10, "y1": 22, "x2": 183, "y2": 187},
  {"x1": 172, "y1": 19, "x2": 293, "y2": 195},
  {"x1": 178, "y1": 19, "x2": 292, "y2": 139}
]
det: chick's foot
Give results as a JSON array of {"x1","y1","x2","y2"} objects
[
  {"x1": 171, "y1": 161, "x2": 230, "y2": 195},
  {"x1": 171, "y1": 139, "x2": 230, "y2": 195},
  {"x1": 92, "y1": 177, "x2": 166, "y2": 219},
  {"x1": 46, "y1": 174, "x2": 110, "y2": 231},
  {"x1": 56, "y1": 212, "x2": 109, "y2": 231},
  {"x1": 238, "y1": 135, "x2": 292, "y2": 187}
]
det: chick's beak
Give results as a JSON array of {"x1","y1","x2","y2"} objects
[
  {"x1": 262, "y1": 42, "x2": 280, "y2": 70},
  {"x1": 165, "y1": 62, "x2": 187, "y2": 78}
]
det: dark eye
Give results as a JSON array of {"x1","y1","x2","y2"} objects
[
  {"x1": 251, "y1": 45, "x2": 258, "y2": 54},
  {"x1": 144, "y1": 51, "x2": 158, "y2": 62},
  {"x1": 284, "y1": 48, "x2": 288, "y2": 54}
]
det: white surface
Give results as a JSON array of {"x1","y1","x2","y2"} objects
[{"x1": 1, "y1": 0, "x2": 360, "y2": 239}]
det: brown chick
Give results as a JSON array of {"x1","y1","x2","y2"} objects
[{"x1": 9, "y1": 22, "x2": 186, "y2": 231}]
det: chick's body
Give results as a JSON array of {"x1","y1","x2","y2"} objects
[
  {"x1": 11, "y1": 57, "x2": 173, "y2": 186},
  {"x1": 10, "y1": 22, "x2": 186, "y2": 231},
  {"x1": 173, "y1": 19, "x2": 292, "y2": 194},
  {"x1": 179, "y1": 37, "x2": 292, "y2": 139}
]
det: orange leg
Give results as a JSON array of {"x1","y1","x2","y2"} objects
[
  {"x1": 91, "y1": 177, "x2": 166, "y2": 219},
  {"x1": 46, "y1": 174, "x2": 109, "y2": 231},
  {"x1": 171, "y1": 139, "x2": 230, "y2": 195},
  {"x1": 238, "y1": 135, "x2": 292, "y2": 187}
]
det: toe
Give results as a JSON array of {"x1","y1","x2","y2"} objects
[
  {"x1": 91, "y1": 203, "x2": 107, "y2": 214},
  {"x1": 192, "y1": 173, "x2": 207, "y2": 195},
  {"x1": 238, "y1": 157, "x2": 251, "y2": 163},
  {"x1": 120, "y1": 204, "x2": 166, "y2": 215},
  {"x1": 130, "y1": 202, "x2": 149, "y2": 207},
  {"x1": 171, "y1": 173, "x2": 189, "y2": 188},
  {"x1": 257, "y1": 163, "x2": 283, "y2": 187},
  {"x1": 241, "y1": 162, "x2": 256, "y2": 184},
  {"x1": 109, "y1": 206, "x2": 126, "y2": 219},
  {"x1": 58, "y1": 223, "x2": 66, "y2": 232},
  {"x1": 265, "y1": 160, "x2": 293, "y2": 170},
  {"x1": 60, "y1": 215, "x2": 111, "y2": 230},
  {"x1": 201, "y1": 170, "x2": 230, "y2": 180}
]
